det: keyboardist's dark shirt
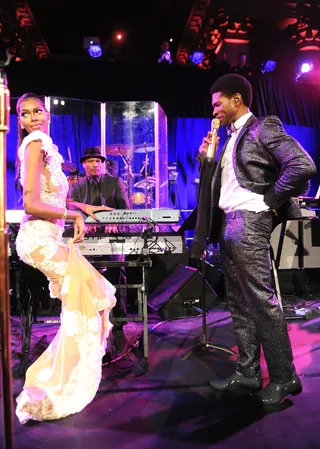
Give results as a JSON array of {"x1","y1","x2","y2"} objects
[
  {"x1": 68, "y1": 173, "x2": 130, "y2": 209},
  {"x1": 87, "y1": 176, "x2": 102, "y2": 206}
]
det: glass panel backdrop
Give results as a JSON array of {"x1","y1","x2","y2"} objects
[
  {"x1": 105, "y1": 101, "x2": 168, "y2": 209},
  {"x1": 48, "y1": 97, "x2": 102, "y2": 177}
]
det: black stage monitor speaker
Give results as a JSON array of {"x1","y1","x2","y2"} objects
[{"x1": 147, "y1": 264, "x2": 218, "y2": 320}]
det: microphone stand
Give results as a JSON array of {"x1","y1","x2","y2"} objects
[
  {"x1": 181, "y1": 119, "x2": 235, "y2": 360},
  {"x1": 180, "y1": 252, "x2": 235, "y2": 360}
]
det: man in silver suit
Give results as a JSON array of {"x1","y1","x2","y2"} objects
[{"x1": 192, "y1": 74, "x2": 316, "y2": 404}]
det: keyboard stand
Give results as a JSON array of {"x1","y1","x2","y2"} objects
[{"x1": 89, "y1": 257, "x2": 152, "y2": 372}]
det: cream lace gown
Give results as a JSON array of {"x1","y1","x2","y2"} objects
[{"x1": 15, "y1": 131, "x2": 116, "y2": 424}]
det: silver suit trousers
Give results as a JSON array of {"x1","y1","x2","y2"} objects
[{"x1": 220, "y1": 209, "x2": 295, "y2": 383}]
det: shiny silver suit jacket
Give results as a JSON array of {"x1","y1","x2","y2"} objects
[{"x1": 192, "y1": 115, "x2": 317, "y2": 256}]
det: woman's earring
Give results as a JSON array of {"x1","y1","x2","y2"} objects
[{"x1": 21, "y1": 125, "x2": 24, "y2": 129}]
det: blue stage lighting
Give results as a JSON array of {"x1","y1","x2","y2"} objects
[
  {"x1": 88, "y1": 44, "x2": 102, "y2": 58},
  {"x1": 261, "y1": 60, "x2": 277, "y2": 74},
  {"x1": 190, "y1": 51, "x2": 205, "y2": 65}
]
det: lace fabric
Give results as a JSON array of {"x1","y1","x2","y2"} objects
[
  {"x1": 18, "y1": 131, "x2": 69, "y2": 228},
  {"x1": 15, "y1": 132, "x2": 117, "y2": 424}
]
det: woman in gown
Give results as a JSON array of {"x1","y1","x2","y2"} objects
[{"x1": 15, "y1": 93, "x2": 117, "y2": 424}]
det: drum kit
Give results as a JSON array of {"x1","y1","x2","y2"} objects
[
  {"x1": 62, "y1": 160, "x2": 80, "y2": 185},
  {"x1": 62, "y1": 143, "x2": 156, "y2": 207},
  {"x1": 106, "y1": 142, "x2": 155, "y2": 208}
]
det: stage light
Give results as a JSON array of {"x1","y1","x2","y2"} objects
[
  {"x1": 83, "y1": 37, "x2": 102, "y2": 58},
  {"x1": 52, "y1": 99, "x2": 66, "y2": 106},
  {"x1": 189, "y1": 51, "x2": 205, "y2": 65},
  {"x1": 300, "y1": 62, "x2": 313, "y2": 73},
  {"x1": 88, "y1": 44, "x2": 102, "y2": 58},
  {"x1": 296, "y1": 62, "x2": 314, "y2": 80},
  {"x1": 260, "y1": 60, "x2": 276, "y2": 74},
  {"x1": 116, "y1": 34, "x2": 122, "y2": 41}
]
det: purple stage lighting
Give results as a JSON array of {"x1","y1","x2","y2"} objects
[
  {"x1": 190, "y1": 51, "x2": 204, "y2": 65},
  {"x1": 296, "y1": 62, "x2": 314, "y2": 80},
  {"x1": 300, "y1": 62, "x2": 313, "y2": 73},
  {"x1": 261, "y1": 60, "x2": 277, "y2": 74},
  {"x1": 88, "y1": 44, "x2": 102, "y2": 58}
]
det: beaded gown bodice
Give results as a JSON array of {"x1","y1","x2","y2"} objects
[{"x1": 18, "y1": 130, "x2": 69, "y2": 228}]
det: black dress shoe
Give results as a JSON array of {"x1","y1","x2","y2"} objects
[
  {"x1": 209, "y1": 372, "x2": 262, "y2": 392},
  {"x1": 252, "y1": 374, "x2": 302, "y2": 404}
]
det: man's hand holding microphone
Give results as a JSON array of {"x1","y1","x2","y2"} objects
[{"x1": 198, "y1": 117, "x2": 220, "y2": 162}]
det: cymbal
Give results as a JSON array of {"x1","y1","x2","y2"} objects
[
  {"x1": 121, "y1": 171, "x2": 142, "y2": 178},
  {"x1": 105, "y1": 144, "x2": 134, "y2": 156},
  {"x1": 134, "y1": 176, "x2": 156, "y2": 189},
  {"x1": 134, "y1": 143, "x2": 156, "y2": 153},
  {"x1": 61, "y1": 160, "x2": 77, "y2": 172}
]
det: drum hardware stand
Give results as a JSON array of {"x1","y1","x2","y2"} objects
[
  {"x1": 139, "y1": 142, "x2": 153, "y2": 209},
  {"x1": 139, "y1": 142, "x2": 150, "y2": 178},
  {"x1": 180, "y1": 253, "x2": 235, "y2": 360},
  {"x1": 168, "y1": 162, "x2": 180, "y2": 209},
  {"x1": 121, "y1": 152, "x2": 134, "y2": 203}
]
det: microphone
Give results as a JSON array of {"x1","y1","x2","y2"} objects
[{"x1": 207, "y1": 118, "x2": 220, "y2": 162}]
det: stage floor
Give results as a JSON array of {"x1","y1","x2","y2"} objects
[{"x1": 2, "y1": 299, "x2": 320, "y2": 449}]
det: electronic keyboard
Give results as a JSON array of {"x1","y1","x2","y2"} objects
[{"x1": 6, "y1": 208, "x2": 180, "y2": 225}]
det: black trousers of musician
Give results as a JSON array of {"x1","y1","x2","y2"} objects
[
  {"x1": 103, "y1": 255, "x2": 127, "y2": 330},
  {"x1": 219, "y1": 209, "x2": 295, "y2": 383}
]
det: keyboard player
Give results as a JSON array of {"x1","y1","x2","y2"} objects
[{"x1": 67, "y1": 146, "x2": 130, "y2": 361}]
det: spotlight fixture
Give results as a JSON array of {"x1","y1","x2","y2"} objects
[
  {"x1": 83, "y1": 37, "x2": 102, "y2": 58},
  {"x1": 260, "y1": 60, "x2": 277, "y2": 74},
  {"x1": 52, "y1": 98, "x2": 66, "y2": 106},
  {"x1": 300, "y1": 62, "x2": 313, "y2": 74},
  {"x1": 296, "y1": 62, "x2": 313, "y2": 80},
  {"x1": 189, "y1": 51, "x2": 205, "y2": 65},
  {"x1": 88, "y1": 44, "x2": 102, "y2": 58}
]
